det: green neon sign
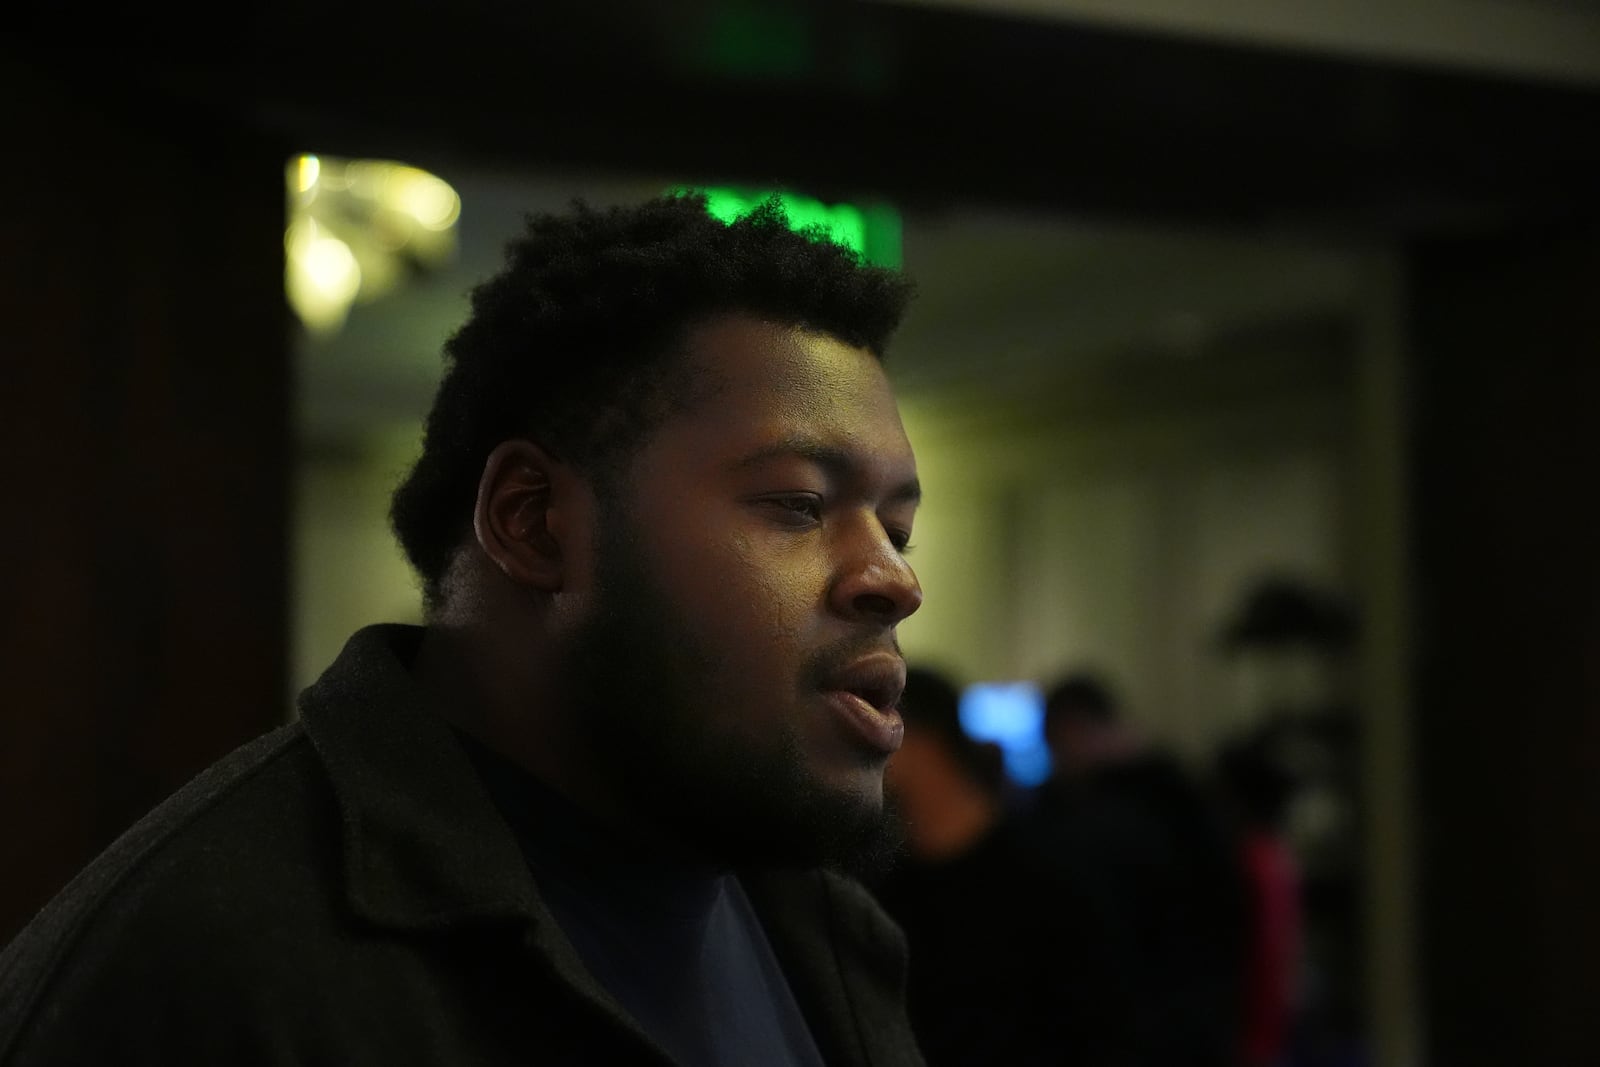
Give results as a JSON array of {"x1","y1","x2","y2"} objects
[{"x1": 672, "y1": 186, "x2": 902, "y2": 269}]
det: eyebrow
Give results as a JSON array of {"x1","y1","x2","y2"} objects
[{"x1": 731, "y1": 437, "x2": 922, "y2": 505}]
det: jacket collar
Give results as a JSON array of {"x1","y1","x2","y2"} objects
[
  {"x1": 742, "y1": 867, "x2": 914, "y2": 1067},
  {"x1": 297, "y1": 624, "x2": 670, "y2": 1056},
  {"x1": 297, "y1": 624, "x2": 539, "y2": 931}
]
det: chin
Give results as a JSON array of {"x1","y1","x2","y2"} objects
[
  {"x1": 819, "y1": 771, "x2": 887, "y2": 814},
  {"x1": 644, "y1": 723, "x2": 899, "y2": 874},
  {"x1": 723, "y1": 771, "x2": 900, "y2": 878}
]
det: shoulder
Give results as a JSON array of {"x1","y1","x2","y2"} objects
[{"x1": 0, "y1": 724, "x2": 344, "y2": 1065}]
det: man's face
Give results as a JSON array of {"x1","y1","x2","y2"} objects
[{"x1": 562, "y1": 315, "x2": 923, "y2": 873}]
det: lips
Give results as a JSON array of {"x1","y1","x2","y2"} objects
[{"x1": 819, "y1": 653, "x2": 906, "y2": 755}]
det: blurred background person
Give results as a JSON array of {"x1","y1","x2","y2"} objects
[
  {"x1": 1213, "y1": 576, "x2": 1362, "y2": 1067},
  {"x1": 1021, "y1": 672, "x2": 1249, "y2": 1067},
  {"x1": 877, "y1": 665, "x2": 1131, "y2": 1066},
  {"x1": 1215, "y1": 732, "x2": 1305, "y2": 1067}
]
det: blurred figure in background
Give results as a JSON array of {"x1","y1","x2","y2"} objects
[
  {"x1": 1215, "y1": 733, "x2": 1304, "y2": 1067},
  {"x1": 1215, "y1": 575, "x2": 1361, "y2": 1067},
  {"x1": 877, "y1": 666, "x2": 1129, "y2": 1066},
  {"x1": 1020, "y1": 673, "x2": 1248, "y2": 1067}
]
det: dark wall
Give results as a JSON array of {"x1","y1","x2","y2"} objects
[
  {"x1": 0, "y1": 56, "x2": 290, "y2": 943},
  {"x1": 1409, "y1": 227, "x2": 1600, "y2": 1067}
]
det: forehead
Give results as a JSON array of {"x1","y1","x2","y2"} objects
[{"x1": 661, "y1": 315, "x2": 915, "y2": 467}]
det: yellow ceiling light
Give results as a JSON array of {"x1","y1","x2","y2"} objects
[
  {"x1": 284, "y1": 154, "x2": 461, "y2": 335},
  {"x1": 285, "y1": 219, "x2": 362, "y2": 334},
  {"x1": 384, "y1": 166, "x2": 461, "y2": 231}
]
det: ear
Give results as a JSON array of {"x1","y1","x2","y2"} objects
[{"x1": 472, "y1": 440, "x2": 576, "y2": 592}]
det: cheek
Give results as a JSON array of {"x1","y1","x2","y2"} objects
[{"x1": 726, "y1": 532, "x2": 825, "y2": 640}]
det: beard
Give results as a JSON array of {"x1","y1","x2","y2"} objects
[{"x1": 559, "y1": 500, "x2": 902, "y2": 880}]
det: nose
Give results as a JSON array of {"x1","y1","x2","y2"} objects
[{"x1": 829, "y1": 518, "x2": 923, "y2": 625}]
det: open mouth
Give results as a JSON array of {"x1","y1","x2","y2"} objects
[
  {"x1": 843, "y1": 677, "x2": 899, "y2": 715},
  {"x1": 820, "y1": 654, "x2": 907, "y2": 754},
  {"x1": 825, "y1": 653, "x2": 905, "y2": 712}
]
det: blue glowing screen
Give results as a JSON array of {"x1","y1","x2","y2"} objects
[{"x1": 958, "y1": 681, "x2": 1053, "y2": 787}]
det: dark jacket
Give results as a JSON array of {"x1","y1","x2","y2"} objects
[{"x1": 0, "y1": 625, "x2": 923, "y2": 1066}]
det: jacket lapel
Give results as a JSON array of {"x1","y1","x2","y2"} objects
[
  {"x1": 298, "y1": 624, "x2": 671, "y2": 1063},
  {"x1": 741, "y1": 867, "x2": 924, "y2": 1067}
]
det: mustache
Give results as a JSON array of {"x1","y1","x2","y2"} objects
[{"x1": 800, "y1": 632, "x2": 904, "y2": 693}]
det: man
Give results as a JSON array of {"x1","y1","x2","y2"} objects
[
  {"x1": 1022, "y1": 674, "x2": 1248, "y2": 1067},
  {"x1": 0, "y1": 194, "x2": 927, "y2": 1066}
]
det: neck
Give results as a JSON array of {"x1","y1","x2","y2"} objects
[
  {"x1": 414, "y1": 605, "x2": 685, "y2": 857},
  {"x1": 414, "y1": 612, "x2": 581, "y2": 799}
]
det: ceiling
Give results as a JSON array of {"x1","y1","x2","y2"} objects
[{"x1": 295, "y1": 162, "x2": 1366, "y2": 446}]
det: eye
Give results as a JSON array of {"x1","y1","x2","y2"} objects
[
  {"x1": 886, "y1": 526, "x2": 915, "y2": 555},
  {"x1": 760, "y1": 494, "x2": 824, "y2": 527}
]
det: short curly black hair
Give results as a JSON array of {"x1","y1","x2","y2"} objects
[{"x1": 390, "y1": 191, "x2": 915, "y2": 608}]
